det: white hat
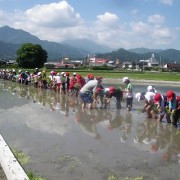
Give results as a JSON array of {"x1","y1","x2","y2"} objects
[
  {"x1": 73, "y1": 72, "x2": 76, "y2": 75},
  {"x1": 135, "y1": 92, "x2": 146, "y2": 101},
  {"x1": 147, "y1": 85, "x2": 157, "y2": 93},
  {"x1": 61, "y1": 72, "x2": 65, "y2": 75},
  {"x1": 38, "y1": 72, "x2": 41, "y2": 75},
  {"x1": 122, "y1": 77, "x2": 129, "y2": 83},
  {"x1": 104, "y1": 88, "x2": 109, "y2": 93}
]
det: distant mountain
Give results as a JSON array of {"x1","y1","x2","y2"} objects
[
  {"x1": 129, "y1": 47, "x2": 162, "y2": 54},
  {"x1": 0, "y1": 41, "x2": 20, "y2": 59},
  {"x1": 0, "y1": 26, "x2": 180, "y2": 64},
  {"x1": 0, "y1": 26, "x2": 102, "y2": 60},
  {"x1": 97, "y1": 48, "x2": 180, "y2": 64},
  {"x1": 128, "y1": 48, "x2": 180, "y2": 63},
  {"x1": 0, "y1": 26, "x2": 41, "y2": 44},
  {"x1": 62, "y1": 39, "x2": 113, "y2": 54}
]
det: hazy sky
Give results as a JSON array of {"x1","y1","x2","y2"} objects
[{"x1": 0, "y1": 0, "x2": 179, "y2": 50}]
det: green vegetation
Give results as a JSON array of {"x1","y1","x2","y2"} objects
[
  {"x1": 12, "y1": 148, "x2": 29, "y2": 165},
  {"x1": 4, "y1": 65, "x2": 179, "y2": 82},
  {"x1": 107, "y1": 175, "x2": 144, "y2": 180},
  {"x1": 46, "y1": 69, "x2": 179, "y2": 82},
  {"x1": 27, "y1": 171, "x2": 47, "y2": 180},
  {"x1": 16, "y1": 43, "x2": 47, "y2": 68},
  {"x1": 12, "y1": 148, "x2": 46, "y2": 180}
]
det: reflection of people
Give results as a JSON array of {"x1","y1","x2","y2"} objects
[
  {"x1": 75, "y1": 108, "x2": 101, "y2": 139},
  {"x1": 151, "y1": 123, "x2": 171, "y2": 152},
  {"x1": 120, "y1": 111, "x2": 132, "y2": 142},
  {"x1": 49, "y1": 93, "x2": 61, "y2": 112},
  {"x1": 162, "y1": 127, "x2": 180, "y2": 162},
  {"x1": 108, "y1": 109, "x2": 123, "y2": 130},
  {"x1": 134, "y1": 118, "x2": 157, "y2": 144}
]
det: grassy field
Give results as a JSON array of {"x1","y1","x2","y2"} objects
[
  {"x1": 50, "y1": 70, "x2": 180, "y2": 82},
  {"x1": 7, "y1": 66, "x2": 180, "y2": 82}
]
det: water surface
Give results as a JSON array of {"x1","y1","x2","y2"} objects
[{"x1": 0, "y1": 80, "x2": 179, "y2": 180}]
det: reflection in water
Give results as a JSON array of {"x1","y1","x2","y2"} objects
[
  {"x1": 120, "y1": 111, "x2": 132, "y2": 142},
  {"x1": 0, "y1": 80, "x2": 180, "y2": 179},
  {"x1": 134, "y1": 119, "x2": 180, "y2": 163},
  {"x1": 75, "y1": 109, "x2": 101, "y2": 139}
]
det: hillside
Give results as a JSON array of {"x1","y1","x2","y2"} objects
[
  {"x1": 0, "y1": 26, "x2": 97, "y2": 60},
  {"x1": 129, "y1": 48, "x2": 162, "y2": 54},
  {"x1": 97, "y1": 48, "x2": 180, "y2": 64},
  {"x1": 62, "y1": 39, "x2": 114, "y2": 54}
]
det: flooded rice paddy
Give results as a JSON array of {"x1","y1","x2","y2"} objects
[{"x1": 0, "y1": 79, "x2": 179, "y2": 180}]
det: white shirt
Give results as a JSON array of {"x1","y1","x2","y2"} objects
[{"x1": 145, "y1": 91, "x2": 156, "y2": 103}]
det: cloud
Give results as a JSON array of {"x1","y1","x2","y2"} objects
[
  {"x1": 152, "y1": 27, "x2": 173, "y2": 40},
  {"x1": 130, "y1": 21, "x2": 151, "y2": 34},
  {"x1": 0, "y1": 1, "x2": 178, "y2": 49},
  {"x1": 159, "y1": 0, "x2": 174, "y2": 5},
  {"x1": 97, "y1": 12, "x2": 119, "y2": 24},
  {"x1": 25, "y1": 1, "x2": 82, "y2": 28},
  {"x1": 148, "y1": 14, "x2": 165, "y2": 24},
  {"x1": 0, "y1": 1, "x2": 85, "y2": 42},
  {"x1": 0, "y1": 9, "x2": 4, "y2": 16}
]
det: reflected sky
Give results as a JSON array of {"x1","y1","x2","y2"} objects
[{"x1": 0, "y1": 79, "x2": 179, "y2": 180}]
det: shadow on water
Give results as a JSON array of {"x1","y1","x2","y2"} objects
[{"x1": 0, "y1": 80, "x2": 179, "y2": 180}]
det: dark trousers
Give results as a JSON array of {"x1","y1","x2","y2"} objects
[
  {"x1": 126, "y1": 97, "x2": 133, "y2": 108},
  {"x1": 172, "y1": 109, "x2": 180, "y2": 126}
]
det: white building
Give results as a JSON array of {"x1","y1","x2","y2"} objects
[{"x1": 139, "y1": 54, "x2": 159, "y2": 67}]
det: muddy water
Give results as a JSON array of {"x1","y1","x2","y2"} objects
[{"x1": 0, "y1": 80, "x2": 179, "y2": 180}]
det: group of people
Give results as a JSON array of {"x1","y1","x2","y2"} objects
[
  {"x1": 0, "y1": 68, "x2": 179, "y2": 127},
  {"x1": 0, "y1": 68, "x2": 133, "y2": 110},
  {"x1": 79, "y1": 76, "x2": 133, "y2": 111},
  {"x1": 135, "y1": 86, "x2": 180, "y2": 127}
]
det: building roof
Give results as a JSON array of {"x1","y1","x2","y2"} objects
[{"x1": 166, "y1": 63, "x2": 180, "y2": 68}]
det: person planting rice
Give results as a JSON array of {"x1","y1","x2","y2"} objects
[
  {"x1": 79, "y1": 76, "x2": 103, "y2": 109},
  {"x1": 166, "y1": 90, "x2": 180, "y2": 127},
  {"x1": 153, "y1": 93, "x2": 170, "y2": 122},
  {"x1": 135, "y1": 91, "x2": 156, "y2": 118},
  {"x1": 104, "y1": 86, "x2": 123, "y2": 109}
]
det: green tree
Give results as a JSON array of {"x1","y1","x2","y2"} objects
[{"x1": 16, "y1": 43, "x2": 47, "y2": 68}]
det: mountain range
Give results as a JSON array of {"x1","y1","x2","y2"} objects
[
  {"x1": 0, "y1": 26, "x2": 112, "y2": 61},
  {"x1": 0, "y1": 26, "x2": 180, "y2": 64}
]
